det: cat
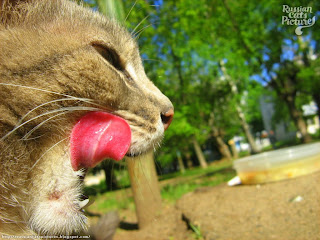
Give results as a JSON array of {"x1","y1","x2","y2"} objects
[{"x1": 0, "y1": 0, "x2": 173, "y2": 237}]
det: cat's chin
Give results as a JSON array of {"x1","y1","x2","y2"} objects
[
  {"x1": 29, "y1": 186, "x2": 88, "y2": 235},
  {"x1": 28, "y1": 156, "x2": 89, "y2": 235}
]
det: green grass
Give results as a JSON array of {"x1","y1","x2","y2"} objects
[
  {"x1": 86, "y1": 160, "x2": 236, "y2": 212},
  {"x1": 238, "y1": 150, "x2": 250, "y2": 158},
  {"x1": 84, "y1": 181, "x2": 108, "y2": 196},
  {"x1": 161, "y1": 164, "x2": 236, "y2": 202},
  {"x1": 87, "y1": 190, "x2": 135, "y2": 213},
  {"x1": 161, "y1": 183, "x2": 199, "y2": 202},
  {"x1": 159, "y1": 160, "x2": 234, "y2": 180},
  {"x1": 189, "y1": 223, "x2": 204, "y2": 240},
  {"x1": 95, "y1": 194, "x2": 134, "y2": 211}
]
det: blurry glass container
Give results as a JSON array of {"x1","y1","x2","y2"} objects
[{"x1": 233, "y1": 142, "x2": 320, "y2": 184}]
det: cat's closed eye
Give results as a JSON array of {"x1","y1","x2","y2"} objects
[
  {"x1": 92, "y1": 43, "x2": 135, "y2": 82},
  {"x1": 0, "y1": 0, "x2": 173, "y2": 236},
  {"x1": 92, "y1": 43, "x2": 123, "y2": 71}
]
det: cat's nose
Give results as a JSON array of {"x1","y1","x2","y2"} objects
[{"x1": 161, "y1": 108, "x2": 174, "y2": 131}]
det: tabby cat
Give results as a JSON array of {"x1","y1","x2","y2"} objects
[{"x1": 0, "y1": 0, "x2": 173, "y2": 237}]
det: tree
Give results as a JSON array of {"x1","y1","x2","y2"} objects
[
  {"x1": 270, "y1": 60, "x2": 312, "y2": 142},
  {"x1": 120, "y1": 0, "x2": 320, "y2": 170},
  {"x1": 219, "y1": 60, "x2": 261, "y2": 153},
  {"x1": 137, "y1": 0, "x2": 234, "y2": 163},
  {"x1": 297, "y1": 51, "x2": 320, "y2": 121},
  {"x1": 211, "y1": 0, "x2": 319, "y2": 143},
  {"x1": 126, "y1": 152, "x2": 161, "y2": 229}
]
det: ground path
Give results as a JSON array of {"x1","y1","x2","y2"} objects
[{"x1": 114, "y1": 171, "x2": 320, "y2": 240}]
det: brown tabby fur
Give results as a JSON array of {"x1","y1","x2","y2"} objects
[{"x1": 0, "y1": 0, "x2": 173, "y2": 237}]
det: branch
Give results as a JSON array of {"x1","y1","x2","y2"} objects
[
  {"x1": 221, "y1": 0, "x2": 263, "y2": 66},
  {"x1": 171, "y1": 48, "x2": 186, "y2": 104}
]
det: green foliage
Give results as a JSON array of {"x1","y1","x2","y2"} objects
[
  {"x1": 297, "y1": 57, "x2": 320, "y2": 99},
  {"x1": 89, "y1": 0, "x2": 320, "y2": 167},
  {"x1": 243, "y1": 81, "x2": 265, "y2": 133},
  {"x1": 84, "y1": 180, "x2": 107, "y2": 196},
  {"x1": 113, "y1": 168, "x2": 131, "y2": 187}
]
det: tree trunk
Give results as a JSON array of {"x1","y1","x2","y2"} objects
[
  {"x1": 285, "y1": 96, "x2": 312, "y2": 143},
  {"x1": 228, "y1": 139, "x2": 238, "y2": 159},
  {"x1": 219, "y1": 60, "x2": 260, "y2": 154},
  {"x1": 102, "y1": 161, "x2": 118, "y2": 190},
  {"x1": 236, "y1": 105, "x2": 260, "y2": 153},
  {"x1": 208, "y1": 112, "x2": 232, "y2": 160},
  {"x1": 126, "y1": 151, "x2": 162, "y2": 229},
  {"x1": 214, "y1": 133, "x2": 232, "y2": 160},
  {"x1": 171, "y1": 50, "x2": 187, "y2": 104},
  {"x1": 192, "y1": 136, "x2": 208, "y2": 168},
  {"x1": 176, "y1": 151, "x2": 185, "y2": 173},
  {"x1": 185, "y1": 152, "x2": 193, "y2": 168},
  {"x1": 313, "y1": 93, "x2": 320, "y2": 121}
]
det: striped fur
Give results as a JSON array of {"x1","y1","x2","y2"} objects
[{"x1": 0, "y1": 0, "x2": 172, "y2": 237}]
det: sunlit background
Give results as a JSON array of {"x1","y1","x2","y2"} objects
[{"x1": 82, "y1": 1, "x2": 320, "y2": 239}]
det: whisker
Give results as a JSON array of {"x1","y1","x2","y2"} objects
[
  {"x1": 1, "y1": 106, "x2": 99, "y2": 141},
  {"x1": 153, "y1": 143, "x2": 156, "y2": 152},
  {"x1": 0, "y1": 83, "x2": 105, "y2": 109},
  {"x1": 124, "y1": 0, "x2": 138, "y2": 22},
  {"x1": 130, "y1": 14, "x2": 149, "y2": 36},
  {"x1": 133, "y1": 22, "x2": 155, "y2": 39},
  {"x1": 138, "y1": 157, "x2": 159, "y2": 205},
  {"x1": 22, "y1": 111, "x2": 68, "y2": 140},
  {"x1": 15, "y1": 98, "x2": 91, "y2": 128},
  {"x1": 29, "y1": 137, "x2": 69, "y2": 171},
  {"x1": 154, "y1": 157, "x2": 162, "y2": 176},
  {"x1": 110, "y1": 161, "x2": 115, "y2": 191},
  {"x1": 11, "y1": 194, "x2": 28, "y2": 217},
  {"x1": 20, "y1": 134, "x2": 44, "y2": 141},
  {"x1": 0, "y1": 83, "x2": 82, "y2": 100},
  {"x1": 142, "y1": 58, "x2": 162, "y2": 63}
]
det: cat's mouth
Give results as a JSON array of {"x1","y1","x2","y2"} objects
[
  {"x1": 65, "y1": 110, "x2": 164, "y2": 211},
  {"x1": 68, "y1": 111, "x2": 133, "y2": 211},
  {"x1": 70, "y1": 111, "x2": 132, "y2": 171},
  {"x1": 67, "y1": 110, "x2": 161, "y2": 210}
]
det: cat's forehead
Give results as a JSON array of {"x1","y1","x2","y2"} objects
[{"x1": 1, "y1": 0, "x2": 138, "y2": 55}]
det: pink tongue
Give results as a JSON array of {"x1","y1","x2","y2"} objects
[{"x1": 70, "y1": 112, "x2": 131, "y2": 171}]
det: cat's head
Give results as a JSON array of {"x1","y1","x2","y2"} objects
[{"x1": 0, "y1": 0, "x2": 173, "y2": 235}]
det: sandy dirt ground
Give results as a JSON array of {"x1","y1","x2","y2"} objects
[{"x1": 112, "y1": 171, "x2": 320, "y2": 240}]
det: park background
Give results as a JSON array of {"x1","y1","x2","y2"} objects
[{"x1": 82, "y1": 0, "x2": 320, "y2": 239}]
